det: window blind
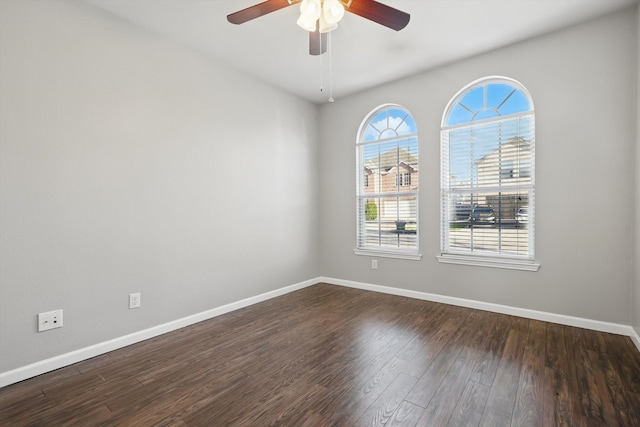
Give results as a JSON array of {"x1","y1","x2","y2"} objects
[
  {"x1": 441, "y1": 112, "x2": 534, "y2": 259},
  {"x1": 356, "y1": 106, "x2": 419, "y2": 254}
]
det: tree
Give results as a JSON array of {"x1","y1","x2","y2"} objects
[{"x1": 365, "y1": 202, "x2": 378, "y2": 221}]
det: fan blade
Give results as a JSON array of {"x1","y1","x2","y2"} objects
[
  {"x1": 346, "y1": 0, "x2": 410, "y2": 31},
  {"x1": 309, "y1": 29, "x2": 327, "y2": 55},
  {"x1": 227, "y1": 0, "x2": 295, "y2": 25}
]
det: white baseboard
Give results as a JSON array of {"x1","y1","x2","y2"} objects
[
  {"x1": 0, "y1": 278, "x2": 317, "y2": 388},
  {"x1": 631, "y1": 327, "x2": 640, "y2": 352},
  {"x1": 3, "y1": 276, "x2": 639, "y2": 388},
  {"x1": 319, "y1": 277, "x2": 640, "y2": 348}
]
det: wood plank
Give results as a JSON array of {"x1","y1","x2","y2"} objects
[
  {"x1": 480, "y1": 406, "x2": 513, "y2": 427},
  {"x1": 356, "y1": 373, "x2": 418, "y2": 426},
  {"x1": 386, "y1": 401, "x2": 425, "y2": 427},
  {"x1": 321, "y1": 356, "x2": 409, "y2": 424},
  {"x1": 600, "y1": 333, "x2": 640, "y2": 426},
  {"x1": 0, "y1": 376, "x2": 141, "y2": 426},
  {"x1": 481, "y1": 316, "x2": 529, "y2": 421},
  {"x1": 543, "y1": 322, "x2": 574, "y2": 427},
  {"x1": 400, "y1": 305, "x2": 464, "y2": 379},
  {"x1": 511, "y1": 319, "x2": 546, "y2": 427},
  {"x1": 565, "y1": 326, "x2": 607, "y2": 425},
  {"x1": 543, "y1": 366, "x2": 573, "y2": 427},
  {"x1": 468, "y1": 314, "x2": 515, "y2": 387},
  {"x1": 586, "y1": 343, "x2": 633, "y2": 426},
  {"x1": 446, "y1": 380, "x2": 491, "y2": 427},
  {"x1": 403, "y1": 308, "x2": 475, "y2": 407},
  {"x1": 226, "y1": 382, "x2": 328, "y2": 426},
  {"x1": 108, "y1": 371, "x2": 251, "y2": 426},
  {"x1": 415, "y1": 312, "x2": 498, "y2": 426}
]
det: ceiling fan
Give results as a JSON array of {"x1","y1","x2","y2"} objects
[{"x1": 227, "y1": 0, "x2": 410, "y2": 55}]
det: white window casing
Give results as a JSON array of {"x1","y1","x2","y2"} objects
[
  {"x1": 440, "y1": 77, "x2": 539, "y2": 271},
  {"x1": 355, "y1": 104, "x2": 421, "y2": 260}
]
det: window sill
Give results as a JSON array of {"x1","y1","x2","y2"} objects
[
  {"x1": 354, "y1": 249, "x2": 422, "y2": 261},
  {"x1": 437, "y1": 253, "x2": 540, "y2": 271}
]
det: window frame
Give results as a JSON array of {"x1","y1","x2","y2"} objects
[
  {"x1": 438, "y1": 77, "x2": 539, "y2": 271},
  {"x1": 354, "y1": 104, "x2": 422, "y2": 260}
]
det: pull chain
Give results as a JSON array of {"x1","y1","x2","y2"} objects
[
  {"x1": 328, "y1": 31, "x2": 334, "y2": 103},
  {"x1": 319, "y1": 48, "x2": 324, "y2": 94}
]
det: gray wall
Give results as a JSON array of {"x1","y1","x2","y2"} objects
[
  {"x1": 319, "y1": 8, "x2": 637, "y2": 326},
  {"x1": 0, "y1": 0, "x2": 319, "y2": 373}
]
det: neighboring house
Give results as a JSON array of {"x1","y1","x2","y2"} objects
[
  {"x1": 473, "y1": 137, "x2": 531, "y2": 221},
  {"x1": 363, "y1": 148, "x2": 418, "y2": 225}
]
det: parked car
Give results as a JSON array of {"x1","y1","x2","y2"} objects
[
  {"x1": 516, "y1": 206, "x2": 528, "y2": 227},
  {"x1": 469, "y1": 205, "x2": 495, "y2": 226}
]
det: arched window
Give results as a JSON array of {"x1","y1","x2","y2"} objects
[
  {"x1": 439, "y1": 77, "x2": 538, "y2": 270},
  {"x1": 355, "y1": 105, "x2": 420, "y2": 259}
]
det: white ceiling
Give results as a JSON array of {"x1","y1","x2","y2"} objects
[{"x1": 84, "y1": 0, "x2": 638, "y2": 104}]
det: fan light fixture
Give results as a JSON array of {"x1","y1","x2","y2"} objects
[
  {"x1": 227, "y1": 0, "x2": 410, "y2": 57},
  {"x1": 297, "y1": 0, "x2": 345, "y2": 33}
]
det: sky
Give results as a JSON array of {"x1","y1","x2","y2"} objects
[
  {"x1": 447, "y1": 83, "x2": 531, "y2": 126},
  {"x1": 358, "y1": 84, "x2": 533, "y2": 185}
]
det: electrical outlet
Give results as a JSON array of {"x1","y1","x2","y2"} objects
[
  {"x1": 129, "y1": 293, "x2": 141, "y2": 309},
  {"x1": 372, "y1": 259, "x2": 378, "y2": 270},
  {"x1": 38, "y1": 309, "x2": 63, "y2": 332}
]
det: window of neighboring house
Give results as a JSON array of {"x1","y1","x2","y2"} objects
[
  {"x1": 395, "y1": 173, "x2": 408, "y2": 187},
  {"x1": 439, "y1": 77, "x2": 538, "y2": 271},
  {"x1": 355, "y1": 104, "x2": 421, "y2": 260},
  {"x1": 500, "y1": 161, "x2": 514, "y2": 179},
  {"x1": 396, "y1": 172, "x2": 411, "y2": 187}
]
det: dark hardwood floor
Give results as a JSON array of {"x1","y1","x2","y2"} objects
[{"x1": 1, "y1": 283, "x2": 640, "y2": 426}]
